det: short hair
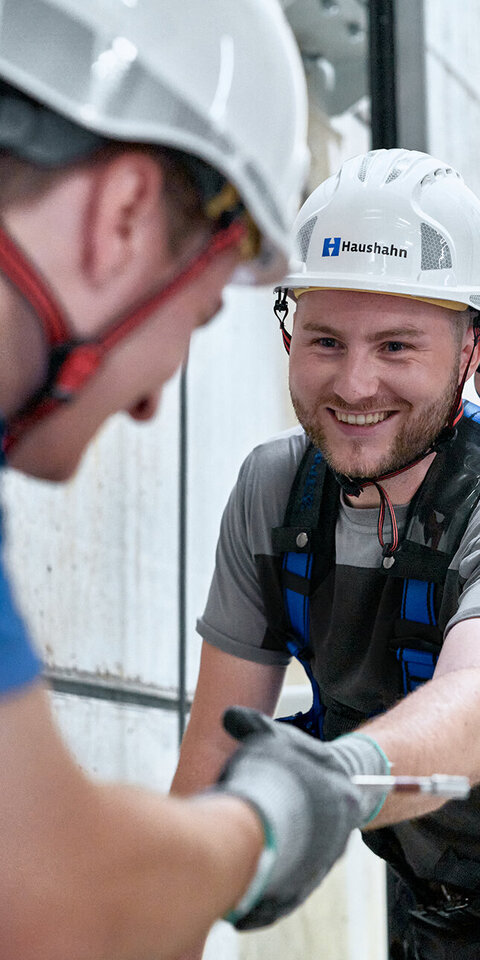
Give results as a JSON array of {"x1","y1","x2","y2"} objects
[
  {"x1": 0, "y1": 143, "x2": 209, "y2": 256},
  {"x1": 451, "y1": 307, "x2": 478, "y2": 348}
]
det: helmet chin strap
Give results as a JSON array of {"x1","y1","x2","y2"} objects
[
  {"x1": 332, "y1": 414, "x2": 461, "y2": 559},
  {"x1": 335, "y1": 391, "x2": 466, "y2": 496},
  {"x1": 0, "y1": 217, "x2": 246, "y2": 456},
  {"x1": 333, "y1": 351, "x2": 475, "y2": 558}
]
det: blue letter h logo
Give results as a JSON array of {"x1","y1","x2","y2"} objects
[{"x1": 322, "y1": 236, "x2": 341, "y2": 256}]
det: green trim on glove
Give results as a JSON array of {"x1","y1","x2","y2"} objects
[
  {"x1": 342, "y1": 732, "x2": 392, "y2": 824},
  {"x1": 224, "y1": 815, "x2": 278, "y2": 925}
]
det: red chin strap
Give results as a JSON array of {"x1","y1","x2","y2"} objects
[
  {"x1": 0, "y1": 219, "x2": 246, "y2": 455},
  {"x1": 337, "y1": 396, "x2": 466, "y2": 559}
]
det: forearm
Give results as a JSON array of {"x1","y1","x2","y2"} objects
[
  {"x1": 0, "y1": 683, "x2": 264, "y2": 960},
  {"x1": 9, "y1": 782, "x2": 263, "y2": 960},
  {"x1": 88, "y1": 786, "x2": 263, "y2": 960},
  {"x1": 361, "y1": 667, "x2": 480, "y2": 828},
  {"x1": 169, "y1": 646, "x2": 286, "y2": 958},
  {"x1": 171, "y1": 720, "x2": 237, "y2": 797},
  {"x1": 171, "y1": 645, "x2": 285, "y2": 798}
]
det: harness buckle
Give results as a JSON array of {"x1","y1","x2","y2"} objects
[
  {"x1": 438, "y1": 883, "x2": 471, "y2": 912},
  {"x1": 395, "y1": 645, "x2": 437, "y2": 693}
]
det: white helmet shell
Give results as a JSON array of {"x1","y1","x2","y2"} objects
[
  {"x1": 285, "y1": 148, "x2": 480, "y2": 308},
  {"x1": 0, "y1": 0, "x2": 309, "y2": 283}
]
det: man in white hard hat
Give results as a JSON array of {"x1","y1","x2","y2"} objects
[
  {"x1": 0, "y1": 1, "x2": 376, "y2": 957},
  {"x1": 174, "y1": 149, "x2": 480, "y2": 958}
]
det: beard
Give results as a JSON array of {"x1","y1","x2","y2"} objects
[{"x1": 290, "y1": 365, "x2": 461, "y2": 480}]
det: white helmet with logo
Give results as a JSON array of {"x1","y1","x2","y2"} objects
[
  {"x1": 284, "y1": 148, "x2": 480, "y2": 308},
  {"x1": 0, "y1": 0, "x2": 309, "y2": 283}
]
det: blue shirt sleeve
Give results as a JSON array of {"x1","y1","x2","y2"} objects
[
  {"x1": 0, "y1": 422, "x2": 43, "y2": 693},
  {"x1": 0, "y1": 553, "x2": 42, "y2": 692},
  {"x1": 0, "y1": 529, "x2": 43, "y2": 693}
]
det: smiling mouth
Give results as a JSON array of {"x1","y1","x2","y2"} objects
[{"x1": 332, "y1": 409, "x2": 393, "y2": 425}]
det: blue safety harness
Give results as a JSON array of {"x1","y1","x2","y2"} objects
[{"x1": 276, "y1": 402, "x2": 480, "y2": 740}]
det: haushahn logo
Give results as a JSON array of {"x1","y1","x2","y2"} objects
[{"x1": 322, "y1": 236, "x2": 407, "y2": 258}]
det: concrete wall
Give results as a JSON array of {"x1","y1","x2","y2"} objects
[{"x1": 425, "y1": 0, "x2": 480, "y2": 192}]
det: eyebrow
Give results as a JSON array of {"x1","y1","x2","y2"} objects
[{"x1": 300, "y1": 321, "x2": 427, "y2": 342}]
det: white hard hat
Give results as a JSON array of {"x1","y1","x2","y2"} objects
[
  {"x1": 0, "y1": 0, "x2": 309, "y2": 283},
  {"x1": 284, "y1": 148, "x2": 480, "y2": 308}
]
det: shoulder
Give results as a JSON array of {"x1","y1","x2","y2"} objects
[
  {"x1": 239, "y1": 425, "x2": 309, "y2": 491},
  {"x1": 229, "y1": 427, "x2": 310, "y2": 550},
  {"x1": 462, "y1": 400, "x2": 480, "y2": 425},
  {"x1": 452, "y1": 497, "x2": 480, "y2": 579}
]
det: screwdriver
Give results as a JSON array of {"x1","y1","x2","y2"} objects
[{"x1": 351, "y1": 774, "x2": 470, "y2": 799}]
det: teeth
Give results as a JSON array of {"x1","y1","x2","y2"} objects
[{"x1": 334, "y1": 410, "x2": 390, "y2": 425}]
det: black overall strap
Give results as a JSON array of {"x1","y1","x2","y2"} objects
[
  {"x1": 272, "y1": 445, "x2": 338, "y2": 738},
  {"x1": 386, "y1": 402, "x2": 480, "y2": 692}
]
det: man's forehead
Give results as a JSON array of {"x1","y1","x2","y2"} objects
[{"x1": 295, "y1": 288, "x2": 453, "y2": 331}]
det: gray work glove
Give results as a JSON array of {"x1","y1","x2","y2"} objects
[{"x1": 217, "y1": 706, "x2": 390, "y2": 930}]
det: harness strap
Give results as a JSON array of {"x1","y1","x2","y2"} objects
[
  {"x1": 283, "y1": 550, "x2": 312, "y2": 641},
  {"x1": 395, "y1": 577, "x2": 438, "y2": 693},
  {"x1": 273, "y1": 445, "x2": 329, "y2": 737},
  {"x1": 394, "y1": 401, "x2": 480, "y2": 693},
  {"x1": 402, "y1": 579, "x2": 436, "y2": 625}
]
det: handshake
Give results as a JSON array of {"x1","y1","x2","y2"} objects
[{"x1": 214, "y1": 707, "x2": 390, "y2": 930}]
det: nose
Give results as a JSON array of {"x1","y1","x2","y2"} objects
[
  {"x1": 128, "y1": 392, "x2": 162, "y2": 422},
  {"x1": 333, "y1": 349, "x2": 380, "y2": 405}
]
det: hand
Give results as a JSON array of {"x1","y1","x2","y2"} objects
[{"x1": 216, "y1": 707, "x2": 389, "y2": 929}]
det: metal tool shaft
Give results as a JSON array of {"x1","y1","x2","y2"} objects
[{"x1": 351, "y1": 774, "x2": 470, "y2": 799}]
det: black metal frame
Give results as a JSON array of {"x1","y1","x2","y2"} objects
[
  {"x1": 178, "y1": 365, "x2": 189, "y2": 744},
  {"x1": 368, "y1": 0, "x2": 427, "y2": 151},
  {"x1": 368, "y1": 0, "x2": 398, "y2": 148}
]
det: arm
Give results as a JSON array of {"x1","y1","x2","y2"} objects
[
  {"x1": 172, "y1": 436, "x2": 291, "y2": 799},
  {"x1": 171, "y1": 643, "x2": 285, "y2": 960},
  {"x1": 172, "y1": 433, "x2": 298, "y2": 803},
  {"x1": 214, "y1": 619, "x2": 480, "y2": 929},
  {"x1": 171, "y1": 641, "x2": 286, "y2": 796},
  {"x1": 361, "y1": 616, "x2": 480, "y2": 827},
  {"x1": 0, "y1": 680, "x2": 264, "y2": 960},
  {"x1": 361, "y1": 500, "x2": 480, "y2": 824}
]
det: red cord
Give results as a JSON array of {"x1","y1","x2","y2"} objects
[{"x1": 2, "y1": 218, "x2": 247, "y2": 454}]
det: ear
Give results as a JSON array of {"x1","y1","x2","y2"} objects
[
  {"x1": 469, "y1": 326, "x2": 480, "y2": 398},
  {"x1": 472, "y1": 336, "x2": 480, "y2": 373},
  {"x1": 461, "y1": 322, "x2": 480, "y2": 393},
  {"x1": 83, "y1": 151, "x2": 168, "y2": 285}
]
